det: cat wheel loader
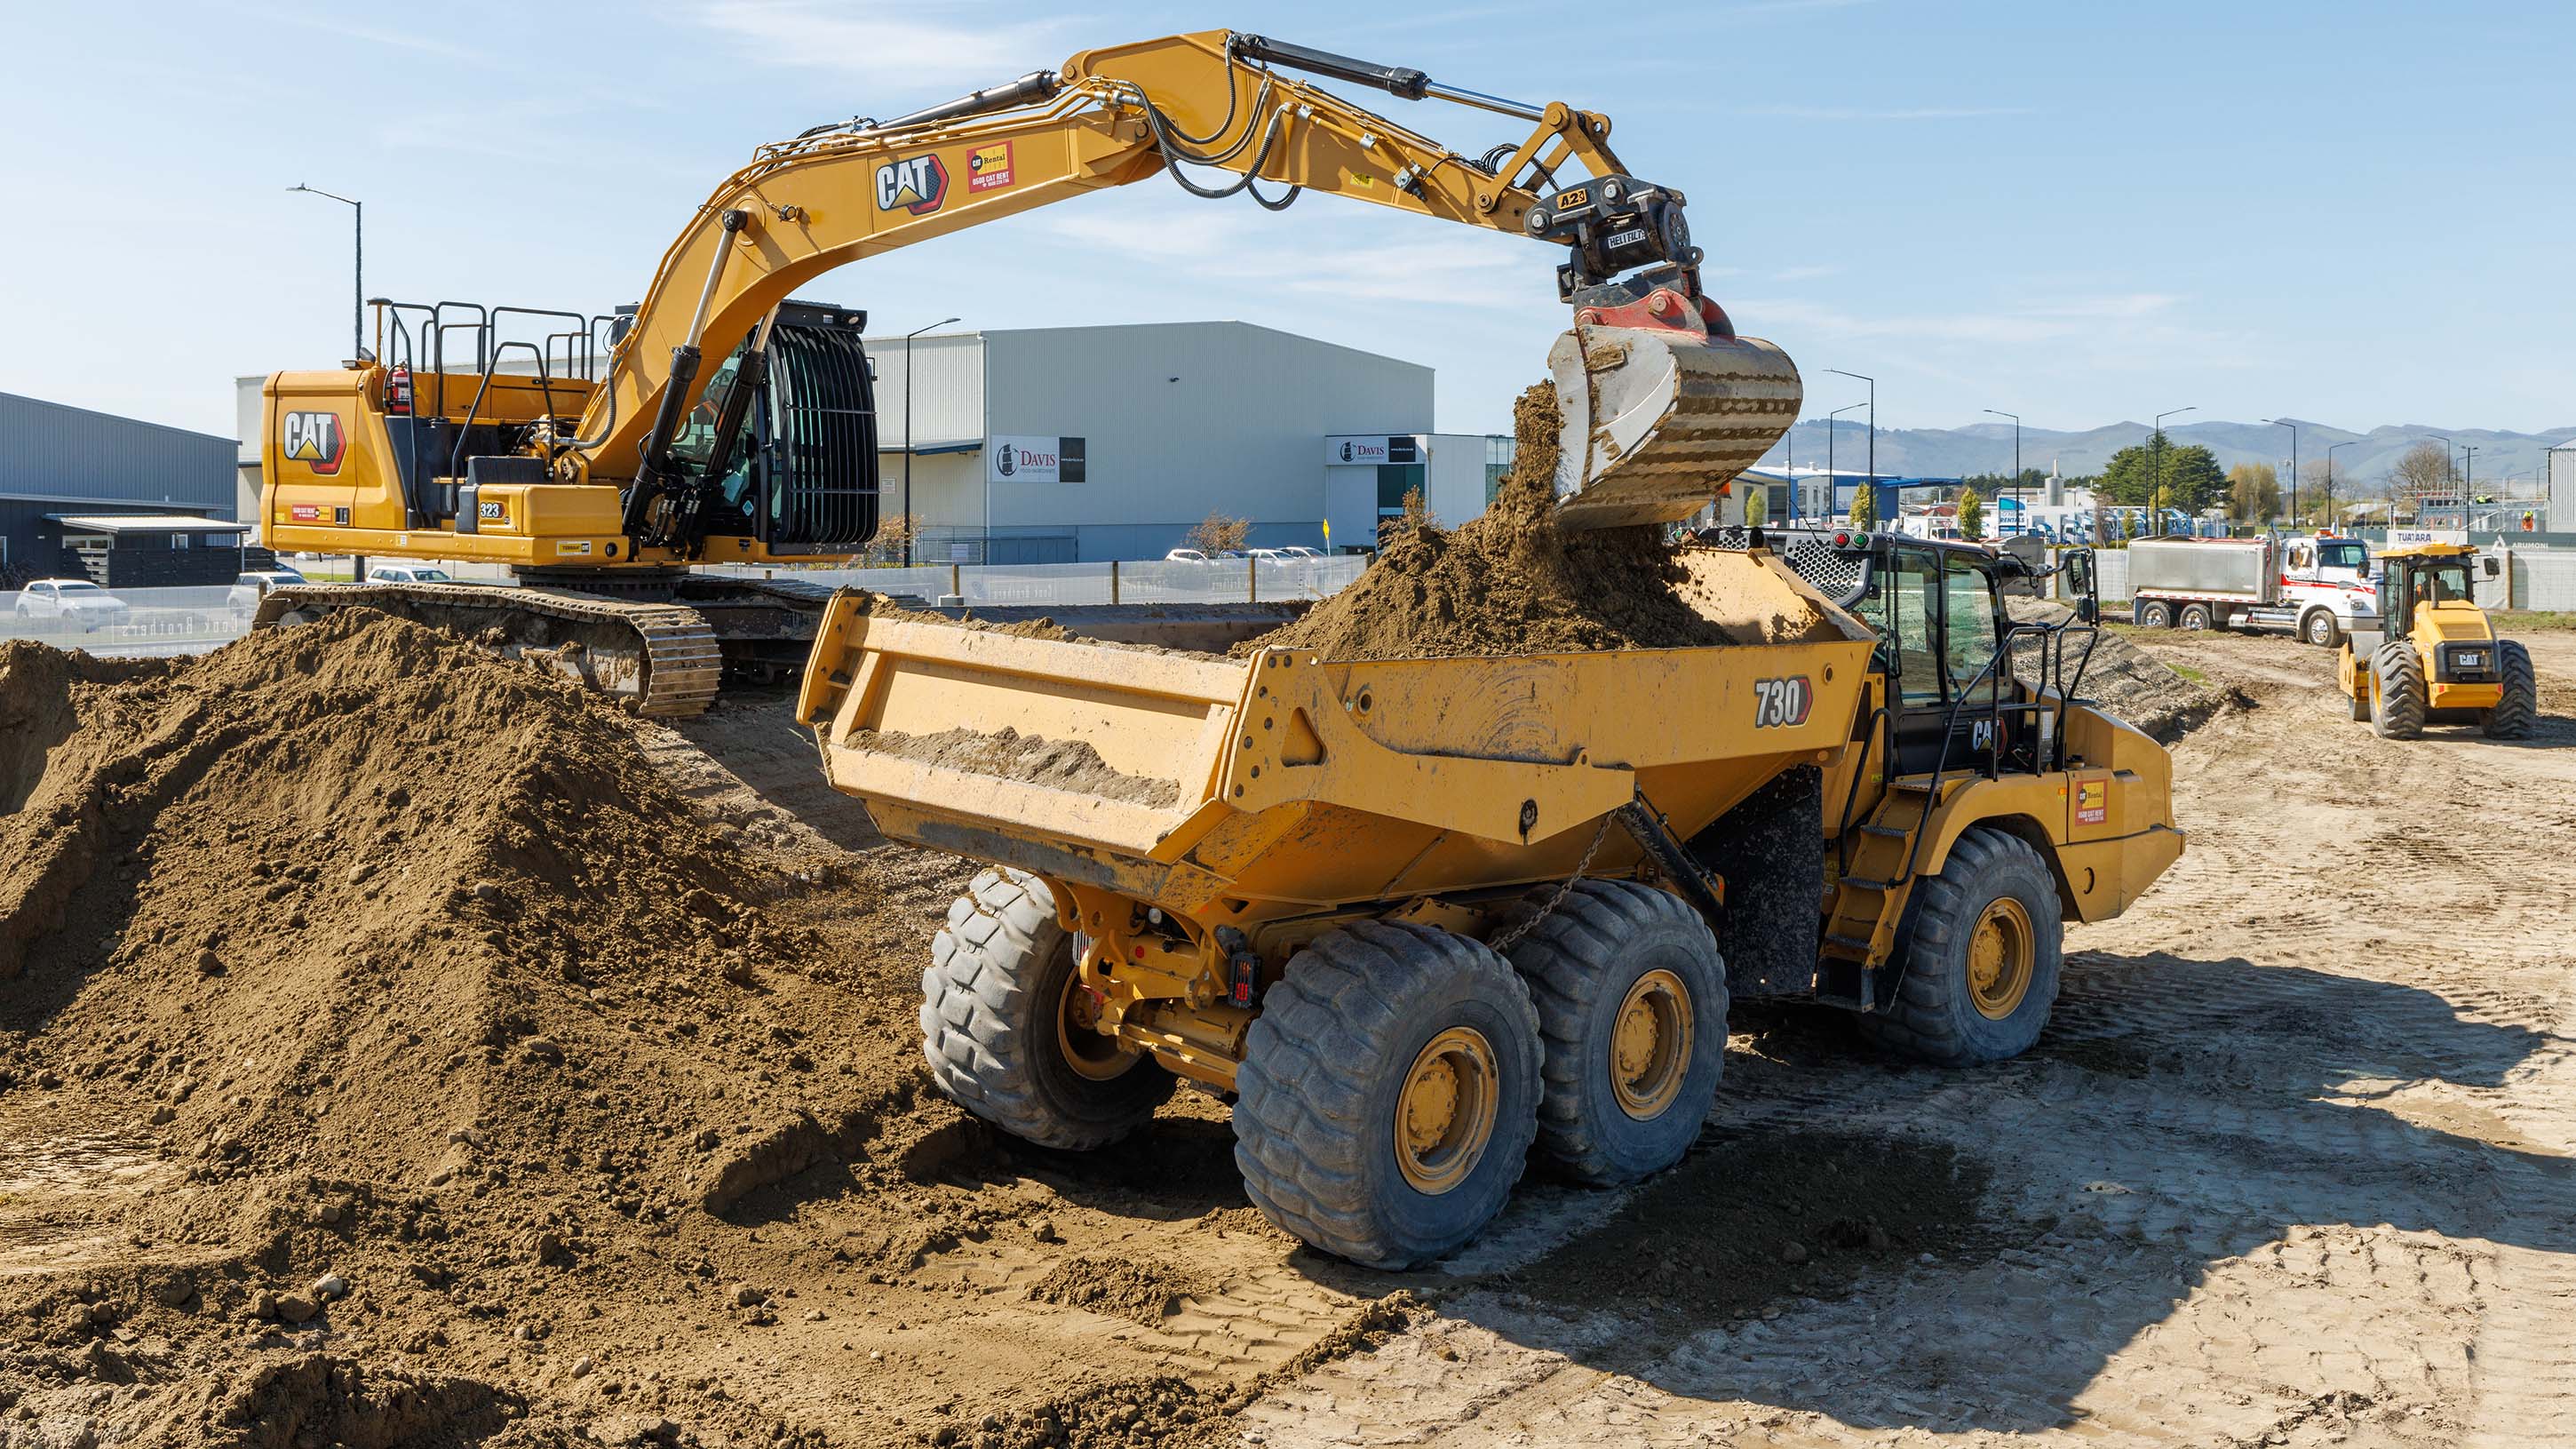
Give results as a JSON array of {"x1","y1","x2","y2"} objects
[
  {"x1": 252, "y1": 29, "x2": 1798, "y2": 713},
  {"x1": 803, "y1": 532, "x2": 2184, "y2": 1268},
  {"x1": 2337, "y1": 542, "x2": 2535, "y2": 740}
]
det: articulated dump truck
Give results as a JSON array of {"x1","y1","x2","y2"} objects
[{"x1": 799, "y1": 537, "x2": 2183, "y2": 1267}]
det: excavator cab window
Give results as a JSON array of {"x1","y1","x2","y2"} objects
[{"x1": 1941, "y1": 556, "x2": 2004, "y2": 705}]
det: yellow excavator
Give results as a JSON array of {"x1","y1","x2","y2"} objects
[{"x1": 254, "y1": 30, "x2": 1802, "y2": 714}]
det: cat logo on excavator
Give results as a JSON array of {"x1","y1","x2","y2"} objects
[
  {"x1": 281, "y1": 410, "x2": 346, "y2": 475},
  {"x1": 875, "y1": 155, "x2": 949, "y2": 215}
]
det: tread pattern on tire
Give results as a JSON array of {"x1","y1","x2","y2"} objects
[
  {"x1": 1503, "y1": 880, "x2": 1727, "y2": 1184},
  {"x1": 1232, "y1": 921, "x2": 1539, "y2": 1270},
  {"x1": 919, "y1": 868, "x2": 1173, "y2": 1150},
  {"x1": 2373, "y1": 639, "x2": 2427, "y2": 739},
  {"x1": 1856, "y1": 827, "x2": 2062, "y2": 1066},
  {"x1": 2485, "y1": 639, "x2": 2538, "y2": 740}
]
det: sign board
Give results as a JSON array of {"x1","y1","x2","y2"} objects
[
  {"x1": 2385, "y1": 527, "x2": 2469, "y2": 547},
  {"x1": 988, "y1": 435, "x2": 1085, "y2": 484},
  {"x1": 1324, "y1": 434, "x2": 1422, "y2": 466}
]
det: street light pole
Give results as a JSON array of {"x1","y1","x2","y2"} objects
[
  {"x1": 287, "y1": 184, "x2": 362, "y2": 362},
  {"x1": 2462, "y1": 444, "x2": 2478, "y2": 498},
  {"x1": 1984, "y1": 409, "x2": 2020, "y2": 535},
  {"x1": 1827, "y1": 402, "x2": 1866, "y2": 524},
  {"x1": 2326, "y1": 440, "x2": 2359, "y2": 531},
  {"x1": 2264, "y1": 418, "x2": 2297, "y2": 527},
  {"x1": 2155, "y1": 407, "x2": 2197, "y2": 537},
  {"x1": 902, "y1": 316, "x2": 961, "y2": 566},
  {"x1": 1826, "y1": 370, "x2": 1874, "y2": 526}
]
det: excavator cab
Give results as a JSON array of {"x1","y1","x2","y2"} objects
[{"x1": 656, "y1": 300, "x2": 880, "y2": 558}]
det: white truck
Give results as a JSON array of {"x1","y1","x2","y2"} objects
[{"x1": 2128, "y1": 534, "x2": 2376, "y2": 647}]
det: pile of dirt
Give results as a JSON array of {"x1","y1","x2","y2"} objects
[
  {"x1": 853, "y1": 727, "x2": 1181, "y2": 808},
  {"x1": 1248, "y1": 382, "x2": 1758, "y2": 661},
  {"x1": 1026, "y1": 1258, "x2": 1212, "y2": 1326}
]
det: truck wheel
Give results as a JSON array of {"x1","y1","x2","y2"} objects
[
  {"x1": 2303, "y1": 609, "x2": 2342, "y2": 649},
  {"x1": 1500, "y1": 880, "x2": 1727, "y2": 1185},
  {"x1": 2137, "y1": 601, "x2": 2173, "y2": 629},
  {"x1": 2371, "y1": 640, "x2": 2426, "y2": 740},
  {"x1": 1857, "y1": 828, "x2": 2063, "y2": 1066},
  {"x1": 1234, "y1": 921, "x2": 1540, "y2": 1270},
  {"x1": 2178, "y1": 603, "x2": 2213, "y2": 631},
  {"x1": 920, "y1": 869, "x2": 1173, "y2": 1150},
  {"x1": 2484, "y1": 639, "x2": 2537, "y2": 740}
]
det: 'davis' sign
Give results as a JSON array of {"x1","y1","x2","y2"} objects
[{"x1": 988, "y1": 435, "x2": 1086, "y2": 485}]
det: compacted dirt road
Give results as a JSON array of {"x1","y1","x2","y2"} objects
[
  {"x1": 1229, "y1": 629, "x2": 2576, "y2": 1448},
  {"x1": 4, "y1": 622, "x2": 2571, "y2": 1448}
]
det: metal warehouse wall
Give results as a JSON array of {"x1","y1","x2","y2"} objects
[
  {"x1": 981, "y1": 322, "x2": 1433, "y2": 560},
  {"x1": 1, "y1": 393, "x2": 235, "y2": 512}
]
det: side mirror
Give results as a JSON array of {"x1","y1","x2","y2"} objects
[
  {"x1": 2484, "y1": 557, "x2": 2501, "y2": 578},
  {"x1": 2078, "y1": 598, "x2": 2099, "y2": 625}
]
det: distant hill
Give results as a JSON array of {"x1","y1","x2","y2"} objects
[{"x1": 1758, "y1": 418, "x2": 2575, "y2": 491}]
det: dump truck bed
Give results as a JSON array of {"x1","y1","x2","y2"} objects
[{"x1": 799, "y1": 553, "x2": 1876, "y2": 922}]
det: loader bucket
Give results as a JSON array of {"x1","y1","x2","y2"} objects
[{"x1": 1547, "y1": 325, "x2": 1802, "y2": 529}]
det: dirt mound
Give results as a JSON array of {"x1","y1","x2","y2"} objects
[
  {"x1": 1249, "y1": 382, "x2": 1750, "y2": 661},
  {"x1": 1027, "y1": 1257, "x2": 1212, "y2": 1326}
]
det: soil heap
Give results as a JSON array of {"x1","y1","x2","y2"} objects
[
  {"x1": 0, "y1": 613, "x2": 1413, "y2": 1449},
  {"x1": 1250, "y1": 382, "x2": 1760, "y2": 661}
]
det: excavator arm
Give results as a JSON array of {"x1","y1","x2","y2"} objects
[{"x1": 585, "y1": 28, "x2": 1797, "y2": 534}]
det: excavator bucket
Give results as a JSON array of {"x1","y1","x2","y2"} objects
[{"x1": 1546, "y1": 322, "x2": 1803, "y2": 529}]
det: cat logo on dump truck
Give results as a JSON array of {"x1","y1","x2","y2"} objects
[
  {"x1": 875, "y1": 155, "x2": 948, "y2": 215},
  {"x1": 281, "y1": 411, "x2": 346, "y2": 475}
]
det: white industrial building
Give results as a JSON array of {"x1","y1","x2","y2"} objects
[{"x1": 238, "y1": 320, "x2": 1512, "y2": 562}]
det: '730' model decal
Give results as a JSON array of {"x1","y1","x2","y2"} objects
[{"x1": 1753, "y1": 676, "x2": 1813, "y2": 728}]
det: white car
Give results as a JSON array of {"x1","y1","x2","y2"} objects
[
  {"x1": 366, "y1": 565, "x2": 456, "y2": 585},
  {"x1": 12, "y1": 578, "x2": 131, "y2": 633},
  {"x1": 1270, "y1": 545, "x2": 1325, "y2": 560},
  {"x1": 227, "y1": 569, "x2": 307, "y2": 617},
  {"x1": 1163, "y1": 549, "x2": 1212, "y2": 564}
]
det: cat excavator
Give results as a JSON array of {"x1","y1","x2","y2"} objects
[{"x1": 254, "y1": 29, "x2": 1803, "y2": 714}]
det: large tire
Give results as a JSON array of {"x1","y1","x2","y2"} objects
[
  {"x1": 2178, "y1": 602, "x2": 2213, "y2": 632},
  {"x1": 1856, "y1": 828, "x2": 2063, "y2": 1066},
  {"x1": 2372, "y1": 639, "x2": 2426, "y2": 740},
  {"x1": 2137, "y1": 601, "x2": 2173, "y2": 629},
  {"x1": 920, "y1": 869, "x2": 1173, "y2": 1150},
  {"x1": 2485, "y1": 639, "x2": 2538, "y2": 740},
  {"x1": 1500, "y1": 880, "x2": 1727, "y2": 1184},
  {"x1": 2303, "y1": 609, "x2": 2342, "y2": 649},
  {"x1": 1233, "y1": 922, "x2": 1541, "y2": 1270}
]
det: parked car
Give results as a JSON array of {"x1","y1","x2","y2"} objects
[
  {"x1": 366, "y1": 565, "x2": 456, "y2": 585},
  {"x1": 1270, "y1": 545, "x2": 1325, "y2": 560},
  {"x1": 12, "y1": 578, "x2": 131, "y2": 633},
  {"x1": 227, "y1": 569, "x2": 307, "y2": 618},
  {"x1": 1163, "y1": 549, "x2": 1212, "y2": 564}
]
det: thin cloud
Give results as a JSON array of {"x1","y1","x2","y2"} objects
[
  {"x1": 229, "y1": 5, "x2": 482, "y2": 60},
  {"x1": 682, "y1": 0, "x2": 1076, "y2": 91}
]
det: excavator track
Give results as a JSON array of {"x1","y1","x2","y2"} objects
[
  {"x1": 1547, "y1": 327, "x2": 1803, "y2": 530},
  {"x1": 253, "y1": 583, "x2": 726, "y2": 718}
]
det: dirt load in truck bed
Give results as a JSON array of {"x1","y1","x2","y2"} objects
[{"x1": 1247, "y1": 381, "x2": 1838, "y2": 662}]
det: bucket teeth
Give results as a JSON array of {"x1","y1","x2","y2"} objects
[{"x1": 1547, "y1": 328, "x2": 1803, "y2": 529}]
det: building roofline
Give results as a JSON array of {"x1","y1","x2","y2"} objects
[{"x1": 2, "y1": 391, "x2": 238, "y2": 448}]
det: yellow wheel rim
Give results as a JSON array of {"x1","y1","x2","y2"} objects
[
  {"x1": 1966, "y1": 897, "x2": 2036, "y2": 1021},
  {"x1": 1395, "y1": 1026, "x2": 1499, "y2": 1196},
  {"x1": 1055, "y1": 961, "x2": 1137, "y2": 1082},
  {"x1": 1610, "y1": 969, "x2": 1695, "y2": 1120}
]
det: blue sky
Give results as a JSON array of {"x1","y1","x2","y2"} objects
[{"x1": 4, "y1": 1, "x2": 2569, "y2": 442}]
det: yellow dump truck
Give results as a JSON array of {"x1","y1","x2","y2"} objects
[{"x1": 800, "y1": 534, "x2": 2182, "y2": 1267}]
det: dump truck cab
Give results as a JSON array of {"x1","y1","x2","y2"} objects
[{"x1": 2336, "y1": 542, "x2": 2533, "y2": 739}]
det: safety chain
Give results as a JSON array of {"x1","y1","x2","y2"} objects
[{"x1": 1488, "y1": 811, "x2": 1617, "y2": 956}]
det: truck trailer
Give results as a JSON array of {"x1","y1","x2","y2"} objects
[{"x1": 2128, "y1": 533, "x2": 2375, "y2": 647}]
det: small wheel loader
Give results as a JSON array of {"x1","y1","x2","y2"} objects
[
  {"x1": 802, "y1": 533, "x2": 2185, "y2": 1268},
  {"x1": 2336, "y1": 542, "x2": 2536, "y2": 740}
]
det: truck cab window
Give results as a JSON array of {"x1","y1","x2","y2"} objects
[
  {"x1": 1943, "y1": 557, "x2": 2003, "y2": 703},
  {"x1": 2320, "y1": 541, "x2": 2367, "y2": 572}
]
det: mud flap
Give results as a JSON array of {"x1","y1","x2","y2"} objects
[{"x1": 1686, "y1": 765, "x2": 1824, "y2": 999}]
